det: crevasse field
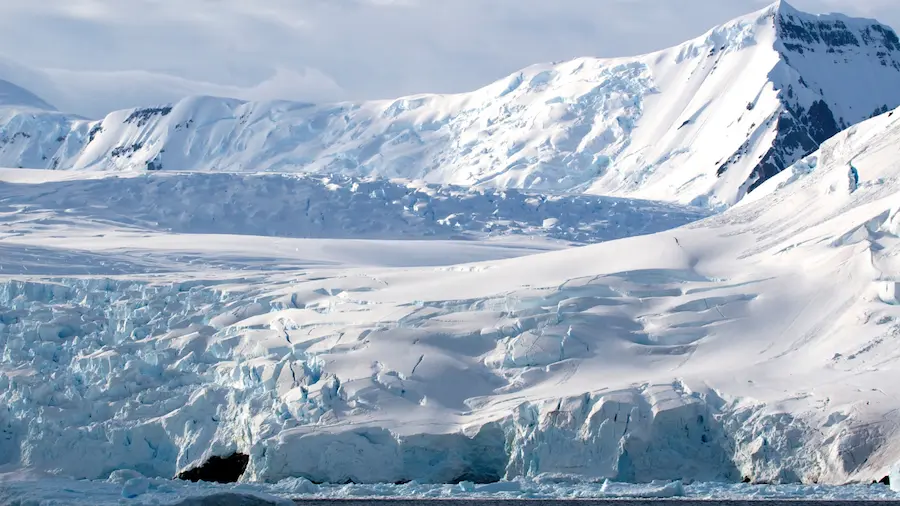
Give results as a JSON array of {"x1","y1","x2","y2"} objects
[{"x1": 5, "y1": 1, "x2": 900, "y2": 504}]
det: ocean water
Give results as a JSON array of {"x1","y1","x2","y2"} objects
[{"x1": 169, "y1": 499, "x2": 900, "y2": 506}]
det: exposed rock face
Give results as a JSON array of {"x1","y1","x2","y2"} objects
[{"x1": 739, "y1": 2, "x2": 900, "y2": 192}]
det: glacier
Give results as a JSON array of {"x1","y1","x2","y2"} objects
[
  {"x1": 3, "y1": 101, "x2": 900, "y2": 489},
  {"x1": 4, "y1": 0, "x2": 900, "y2": 503},
  {"x1": 0, "y1": 169, "x2": 707, "y2": 245}
]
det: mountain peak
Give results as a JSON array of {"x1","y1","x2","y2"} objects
[
  {"x1": 767, "y1": 0, "x2": 900, "y2": 51},
  {"x1": 769, "y1": 0, "x2": 797, "y2": 15}
]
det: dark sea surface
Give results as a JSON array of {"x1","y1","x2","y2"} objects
[
  {"x1": 292, "y1": 501, "x2": 898, "y2": 506},
  {"x1": 167, "y1": 495, "x2": 900, "y2": 506}
]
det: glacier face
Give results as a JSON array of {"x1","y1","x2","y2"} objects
[
  {"x1": 0, "y1": 276, "x2": 830, "y2": 484},
  {"x1": 1, "y1": 2, "x2": 900, "y2": 207}
]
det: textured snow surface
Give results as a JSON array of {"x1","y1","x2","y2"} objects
[
  {"x1": 3, "y1": 101, "x2": 900, "y2": 488},
  {"x1": 0, "y1": 79, "x2": 55, "y2": 111},
  {"x1": 1, "y1": 2, "x2": 900, "y2": 207}
]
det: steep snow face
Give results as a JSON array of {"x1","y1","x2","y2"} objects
[
  {"x1": 0, "y1": 2, "x2": 898, "y2": 207},
  {"x1": 3, "y1": 104, "x2": 900, "y2": 485}
]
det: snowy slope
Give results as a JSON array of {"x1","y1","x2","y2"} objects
[
  {"x1": 3, "y1": 101, "x2": 900, "y2": 487},
  {"x1": 0, "y1": 1, "x2": 898, "y2": 207}
]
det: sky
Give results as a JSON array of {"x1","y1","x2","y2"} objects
[{"x1": 0, "y1": 0, "x2": 898, "y2": 117}]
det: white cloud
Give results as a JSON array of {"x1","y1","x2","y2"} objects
[{"x1": 0, "y1": 0, "x2": 897, "y2": 117}]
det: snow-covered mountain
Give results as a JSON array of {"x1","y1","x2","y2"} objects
[
  {"x1": 1, "y1": 1, "x2": 899, "y2": 207},
  {"x1": 2, "y1": 97, "x2": 900, "y2": 488}
]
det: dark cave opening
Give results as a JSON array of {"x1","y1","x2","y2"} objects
[
  {"x1": 176, "y1": 453, "x2": 250, "y2": 484},
  {"x1": 448, "y1": 470, "x2": 503, "y2": 485}
]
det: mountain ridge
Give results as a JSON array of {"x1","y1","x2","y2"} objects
[{"x1": 0, "y1": 2, "x2": 898, "y2": 207}]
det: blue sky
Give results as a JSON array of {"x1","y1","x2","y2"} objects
[{"x1": 0, "y1": 0, "x2": 897, "y2": 116}]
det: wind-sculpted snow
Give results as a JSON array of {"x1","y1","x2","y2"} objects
[
  {"x1": 0, "y1": 2, "x2": 899, "y2": 207},
  {"x1": 4, "y1": 103, "x2": 900, "y2": 488},
  {"x1": 0, "y1": 170, "x2": 707, "y2": 243}
]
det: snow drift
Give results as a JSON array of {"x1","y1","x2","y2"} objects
[{"x1": 1, "y1": 1, "x2": 899, "y2": 208}]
